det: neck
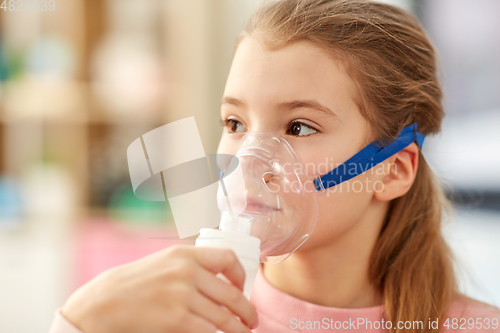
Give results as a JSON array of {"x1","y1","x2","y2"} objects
[{"x1": 262, "y1": 200, "x2": 387, "y2": 308}]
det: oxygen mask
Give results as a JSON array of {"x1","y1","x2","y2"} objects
[{"x1": 217, "y1": 132, "x2": 318, "y2": 264}]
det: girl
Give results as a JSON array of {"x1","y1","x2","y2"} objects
[{"x1": 50, "y1": 0, "x2": 500, "y2": 332}]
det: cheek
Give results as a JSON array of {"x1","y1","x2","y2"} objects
[
  {"x1": 293, "y1": 140, "x2": 360, "y2": 181},
  {"x1": 217, "y1": 133, "x2": 242, "y2": 156},
  {"x1": 298, "y1": 173, "x2": 376, "y2": 249}
]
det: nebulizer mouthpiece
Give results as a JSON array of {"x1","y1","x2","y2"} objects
[
  {"x1": 216, "y1": 132, "x2": 318, "y2": 262},
  {"x1": 196, "y1": 132, "x2": 318, "y2": 302}
]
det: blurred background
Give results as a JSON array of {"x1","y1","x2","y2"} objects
[{"x1": 0, "y1": 0, "x2": 498, "y2": 331}]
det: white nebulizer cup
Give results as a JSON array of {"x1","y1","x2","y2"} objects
[{"x1": 195, "y1": 132, "x2": 318, "y2": 300}]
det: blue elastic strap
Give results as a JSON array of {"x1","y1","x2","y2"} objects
[{"x1": 314, "y1": 123, "x2": 425, "y2": 190}]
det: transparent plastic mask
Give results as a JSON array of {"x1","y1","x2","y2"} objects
[{"x1": 217, "y1": 132, "x2": 318, "y2": 264}]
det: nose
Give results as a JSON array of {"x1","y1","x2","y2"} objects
[
  {"x1": 263, "y1": 171, "x2": 274, "y2": 183},
  {"x1": 235, "y1": 151, "x2": 278, "y2": 193}
]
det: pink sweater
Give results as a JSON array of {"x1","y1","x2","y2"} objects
[{"x1": 49, "y1": 266, "x2": 500, "y2": 332}]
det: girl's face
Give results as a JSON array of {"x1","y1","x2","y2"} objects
[{"x1": 218, "y1": 37, "x2": 384, "y2": 251}]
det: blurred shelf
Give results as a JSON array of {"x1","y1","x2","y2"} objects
[
  {"x1": 0, "y1": 79, "x2": 89, "y2": 124},
  {"x1": 0, "y1": 80, "x2": 167, "y2": 125},
  {"x1": 0, "y1": 0, "x2": 227, "y2": 222}
]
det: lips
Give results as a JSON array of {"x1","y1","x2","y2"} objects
[{"x1": 243, "y1": 197, "x2": 279, "y2": 214}]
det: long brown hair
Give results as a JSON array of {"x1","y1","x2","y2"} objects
[{"x1": 238, "y1": 1, "x2": 457, "y2": 332}]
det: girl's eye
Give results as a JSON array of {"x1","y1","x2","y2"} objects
[
  {"x1": 224, "y1": 119, "x2": 246, "y2": 133},
  {"x1": 286, "y1": 121, "x2": 318, "y2": 137}
]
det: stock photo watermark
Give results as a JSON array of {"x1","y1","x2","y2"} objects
[
  {"x1": 1, "y1": 0, "x2": 55, "y2": 11},
  {"x1": 265, "y1": 158, "x2": 398, "y2": 196},
  {"x1": 290, "y1": 317, "x2": 499, "y2": 330}
]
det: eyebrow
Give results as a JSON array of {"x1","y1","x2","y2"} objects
[{"x1": 220, "y1": 96, "x2": 336, "y2": 116}]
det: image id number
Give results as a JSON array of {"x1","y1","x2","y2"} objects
[{"x1": 1, "y1": 0, "x2": 55, "y2": 11}]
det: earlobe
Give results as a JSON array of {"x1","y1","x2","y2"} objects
[{"x1": 374, "y1": 143, "x2": 419, "y2": 202}]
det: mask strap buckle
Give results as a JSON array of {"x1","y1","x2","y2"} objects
[{"x1": 314, "y1": 122, "x2": 425, "y2": 191}]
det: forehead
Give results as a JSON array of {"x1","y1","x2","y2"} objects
[{"x1": 224, "y1": 36, "x2": 357, "y2": 115}]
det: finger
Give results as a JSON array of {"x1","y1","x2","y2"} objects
[
  {"x1": 194, "y1": 265, "x2": 258, "y2": 329},
  {"x1": 194, "y1": 247, "x2": 246, "y2": 291},
  {"x1": 180, "y1": 311, "x2": 218, "y2": 333},
  {"x1": 188, "y1": 290, "x2": 252, "y2": 333}
]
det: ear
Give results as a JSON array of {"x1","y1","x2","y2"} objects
[{"x1": 373, "y1": 142, "x2": 419, "y2": 202}]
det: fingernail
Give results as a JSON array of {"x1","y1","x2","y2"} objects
[{"x1": 250, "y1": 317, "x2": 259, "y2": 329}]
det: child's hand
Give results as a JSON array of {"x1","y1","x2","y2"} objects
[{"x1": 62, "y1": 245, "x2": 259, "y2": 333}]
